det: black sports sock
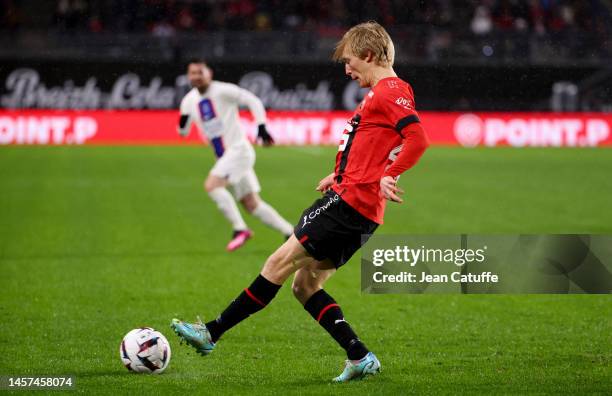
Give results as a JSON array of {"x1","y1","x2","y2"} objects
[
  {"x1": 304, "y1": 289, "x2": 369, "y2": 360},
  {"x1": 206, "y1": 274, "x2": 281, "y2": 342}
]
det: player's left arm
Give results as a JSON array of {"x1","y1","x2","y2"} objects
[
  {"x1": 236, "y1": 87, "x2": 275, "y2": 146},
  {"x1": 177, "y1": 96, "x2": 193, "y2": 137},
  {"x1": 379, "y1": 90, "x2": 430, "y2": 203},
  {"x1": 316, "y1": 172, "x2": 336, "y2": 193}
]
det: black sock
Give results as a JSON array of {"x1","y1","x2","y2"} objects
[
  {"x1": 206, "y1": 274, "x2": 281, "y2": 342},
  {"x1": 303, "y1": 289, "x2": 369, "y2": 360}
]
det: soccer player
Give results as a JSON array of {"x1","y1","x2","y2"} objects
[
  {"x1": 172, "y1": 22, "x2": 429, "y2": 382},
  {"x1": 178, "y1": 59, "x2": 293, "y2": 251}
]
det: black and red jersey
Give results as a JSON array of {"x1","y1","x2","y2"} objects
[{"x1": 331, "y1": 76, "x2": 428, "y2": 224}]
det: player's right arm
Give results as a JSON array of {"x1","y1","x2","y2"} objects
[{"x1": 177, "y1": 96, "x2": 192, "y2": 137}]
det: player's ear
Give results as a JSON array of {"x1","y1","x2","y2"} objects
[
  {"x1": 205, "y1": 66, "x2": 213, "y2": 80},
  {"x1": 363, "y1": 50, "x2": 374, "y2": 63}
]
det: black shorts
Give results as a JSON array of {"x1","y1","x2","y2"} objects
[{"x1": 294, "y1": 190, "x2": 378, "y2": 268}]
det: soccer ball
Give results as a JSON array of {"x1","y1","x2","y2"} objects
[{"x1": 120, "y1": 327, "x2": 171, "y2": 373}]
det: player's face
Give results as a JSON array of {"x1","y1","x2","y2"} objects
[
  {"x1": 342, "y1": 50, "x2": 371, "y2": 88},
  {"x1": 187, "y1": 63, "x2": 212, "y2": 90}
]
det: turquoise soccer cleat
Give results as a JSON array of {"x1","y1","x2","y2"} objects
[
  {"x1": 170, "y1": 316, "x2": 215, "y2": 356},
  {"x1": 333, "y1": 352, "x2": 381, "y2": 383}
]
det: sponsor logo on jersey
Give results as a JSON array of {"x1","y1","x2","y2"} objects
[
  {"x1": 395, "y1": 97, "x2": 413, "y2": 110},
  {"x1": 301, "y1": 194, "x2": 340, "y2": 228},
  {"x1": 198, "y1": 99, "x2": 216, "y2": 121}
]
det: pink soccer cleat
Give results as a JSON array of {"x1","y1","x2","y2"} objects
[{"x1": 226, "y1": 230, "x2": 253, "y2": 251}]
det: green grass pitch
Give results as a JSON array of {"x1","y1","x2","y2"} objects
[{"x1": 0, "y1": 146, "x2": 610, "y2": 395}]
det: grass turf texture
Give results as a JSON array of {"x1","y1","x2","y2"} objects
[{"x1": 0, "y1": 146, "x2": 610, "y2": 395}]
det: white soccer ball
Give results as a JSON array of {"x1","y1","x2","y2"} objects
[{"x1": 120, "y1": 327, "x2": 171, "y2": 374}]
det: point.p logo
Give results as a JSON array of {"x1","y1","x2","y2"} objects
[{"x1": 454, "y1": 114, "x2": 483, "y2": 147}]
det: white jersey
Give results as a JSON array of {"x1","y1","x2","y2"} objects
[{"x1": 178, "y1": 81, "x2": 266, "y2": 157}]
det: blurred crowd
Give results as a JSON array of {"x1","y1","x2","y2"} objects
[
  {"x1": 1, "y1": 0, "x2": 609, "y2": 61},
  {"x1": 0, "y1": 0, "x2": 607, "y2": 36}
]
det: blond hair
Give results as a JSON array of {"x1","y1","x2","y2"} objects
[{"x1": 333, "y1": 21, "x2": 395, "y2": 67}]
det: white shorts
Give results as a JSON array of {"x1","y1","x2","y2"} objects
[
  {"x1": 229, "y1": 169, "x2": 261, "y2": 200},
  {"x1": 210, "y1": 143, "x2": 261, "y2": 200}
]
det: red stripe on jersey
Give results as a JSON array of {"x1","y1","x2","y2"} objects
[
  {"x1": 244, "y1": 288, "x2": 266, "y2": 307},
  {"x1": 317, "y1": 303, "x2": 339, "y2": 322},
  {"x1": 299, "y1": 235, "x2": 309, "y2": 243}
]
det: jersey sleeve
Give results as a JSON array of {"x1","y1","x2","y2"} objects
[
  {"x1": 376, "y1": 84, "x2": 420, "y2": 136},
  {"x1": 383, "y1": 122, "x2": 429, "y2": 178},
  {"x1": 220, "y1": 83, "x2": 267, "y2": 125},
  {"x1": 237, "y1": 87, "x2": 267, "y2": 125},
  {"x1": 177, "y1": 95, "x2": 193, "y2": 137},
  {"x1": 377, "y1": 85, "x2": 429, "y2": 178}
]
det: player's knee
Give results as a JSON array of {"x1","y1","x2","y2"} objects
[
  {"x1": 291, "y1": 277, "x2": 319, "y2": 303},
  {"x1": 246, "y1": 201, "x2": 258, "y2": 214},
  {"x1": 291, "y1": 281, "x2": 306, "y2": 301},
  {"x1": 241, "y1": 195, "x2": 259, "y2": 213},
  {"x1": 204, "y1": 179, "x2": 214, "y2": 192},
  {"x1": 204, "y1": 176, "x2": 223, "y2": 192}
]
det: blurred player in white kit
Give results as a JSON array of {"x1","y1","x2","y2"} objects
[{"x1": 178, "y1": 59, "x2": 293, "y2": 251}]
